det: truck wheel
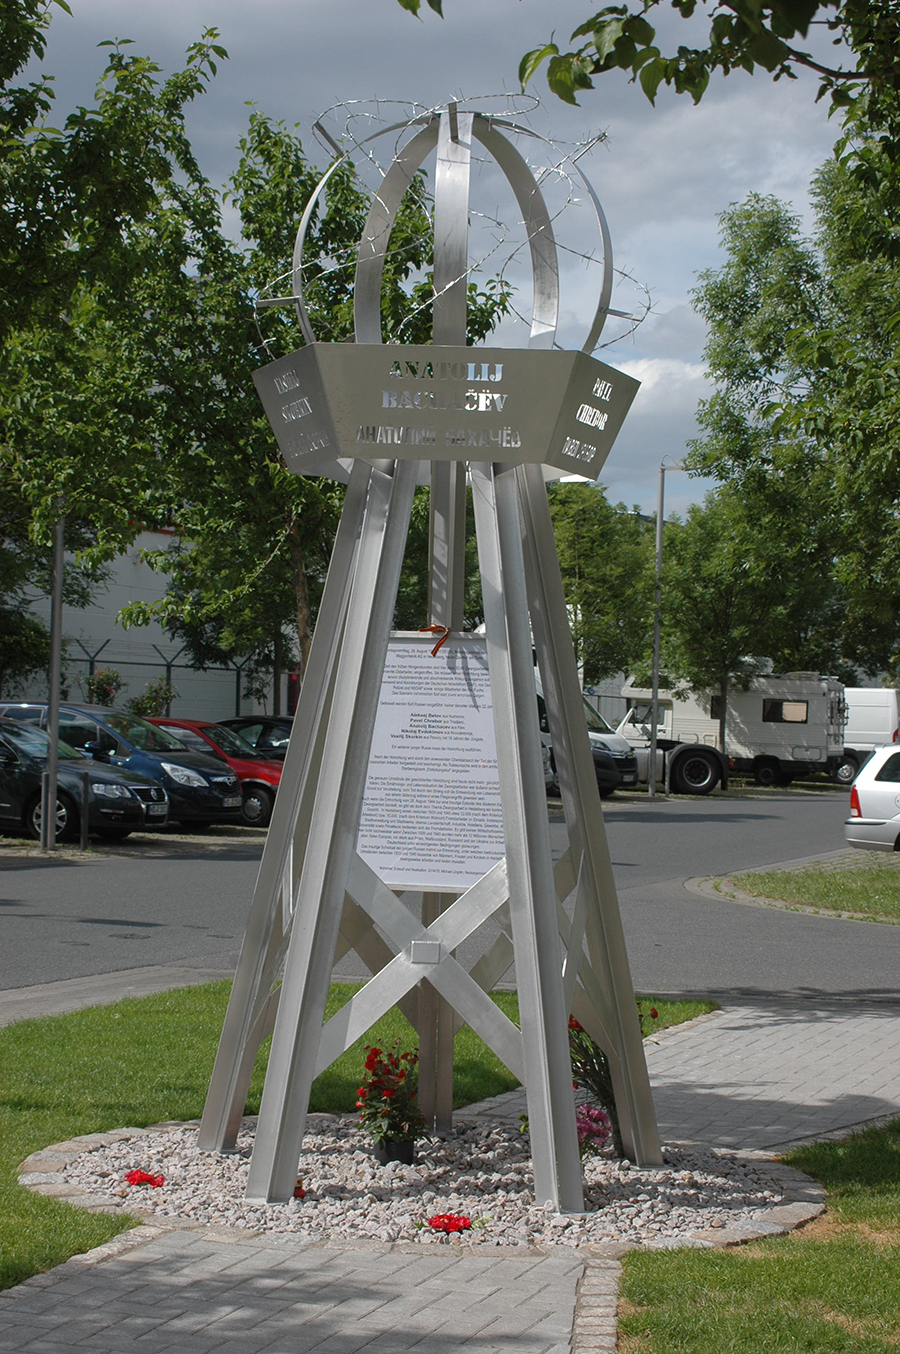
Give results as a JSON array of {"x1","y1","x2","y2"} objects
[
  {"x1": 753, "y1": 759, "x2": 781, "y2": 788},
  {"x1": 835, "y1": 755, "x2": 858, "y2": 786},
  {"x1": 671, "y1": 750, "x2": 720, "y2": 795}
]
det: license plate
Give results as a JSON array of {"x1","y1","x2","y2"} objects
[
  {"x1": 146, "y1": 803, "x2": 167, "y2": 816},
  {"x1": 223, "y1": 796, "x2": 242, "y2": 808},
  {"x1": 622, "y1": 774, "x2": 637, "y2": 784}
]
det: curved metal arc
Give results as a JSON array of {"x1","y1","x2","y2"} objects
[
  {"x1": 474, "y1": 116, "x2": 613, "y2": 352},
  {"x1": 471, "y1": 116, "x2": 559, "y2": 350},
  {"x1": 353, "y1": 120, "x2": 440, "y2": 345},
  {"x1": 291, "y1": 118, "x2": 434, "y2": 347}
]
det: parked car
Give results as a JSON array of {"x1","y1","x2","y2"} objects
[
  {"x1": 216, "y1": 715, "x2": 293, "y2": 760},
  {"x1": 844, "y1": 747, "x2": 899, "y2": 850},
  {"x1": 148, "y1": 718, "x2": 282, "y2": 827},
  {"x1": 0, "y1": 703, "x2": 243, "y2": 830},
  {"x1": 0, "y1": 718, "x2": 168, "y2": 842},
  {"x1": 537, "y1": 686, "x2": 638, "y2": 798}
]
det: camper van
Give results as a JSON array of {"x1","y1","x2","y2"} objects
[
  {"x1": 837, "y1": 688, "x2": 900, "y2": 784},
  {"x1": 616, "y1": 674, "x2": 846, "y2": 789}
]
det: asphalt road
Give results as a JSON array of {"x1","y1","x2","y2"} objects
[{"x1": 2, "y1": 789, "x2": 897, "y2": 1000}]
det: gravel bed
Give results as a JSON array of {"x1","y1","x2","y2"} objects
[{"x1": 60, "y1": 1115, "x2": 787, "y2": 1249}]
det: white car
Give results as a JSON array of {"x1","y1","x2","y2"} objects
[{"x1": 844, "y1": 747, "x2": 900, "y2": 851}]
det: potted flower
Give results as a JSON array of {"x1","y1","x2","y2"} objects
[{"x1": 357, "y1": 1040, "x2": 426, "y2": 1164}]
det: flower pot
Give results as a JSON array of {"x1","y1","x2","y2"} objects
[{"x1": 373, "y1": 1140, "x2": 416, "y2": 1166}]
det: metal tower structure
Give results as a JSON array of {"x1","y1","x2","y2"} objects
[{"x1": 198, "y1": 104, "x2": 661, "y2": 1212}]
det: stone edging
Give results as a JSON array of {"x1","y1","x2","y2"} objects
[
  {"x1": 684, "y1": 871, "x2": 899, "y2": 925},
  {"x1": 18, "y1": 1120, "x2": 825, "y2": 1249},
  {"x1": 14, "y1": 1121, "x2": 827, "y2": 1354}
]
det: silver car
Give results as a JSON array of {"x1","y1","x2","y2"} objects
[{"x1": 844, "y1": 747, "x2": 900, "y2": 851}]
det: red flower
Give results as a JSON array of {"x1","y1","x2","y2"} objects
[
  {"x1": 568, "y1": 1017, "x2": 582, "y2": 1031},
  {"x1": 428, "y1": 1213, "x2": 471, "y2": 1233},
  {"x1": 650, "y1": 1008, "x2": 659, "y2": 1020},
  {"x1": 124, "y1": 1169, "x2": 164, "y2": 1189},
  {"x1": 382, "y1": 1088, "x2": 395, "y2": 1098},
  {"x1": 293, "y1": 1176, "x2": 306, "y2": 1200}
]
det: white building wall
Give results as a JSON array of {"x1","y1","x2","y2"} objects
[{"x1": 20, "y1": 530, "x2": 283, "y2": 719}]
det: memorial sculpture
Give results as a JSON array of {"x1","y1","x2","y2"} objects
[{"x1": 199, "y1": 100, "x2": 662, "y2": 1213}]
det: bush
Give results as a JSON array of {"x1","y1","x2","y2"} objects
[
  {"x1": 125, "y1": 676, "x2": 178, "y2": 717},
  {"x1": 80, "y1": 667, "x2": 125, "y2": 706}
]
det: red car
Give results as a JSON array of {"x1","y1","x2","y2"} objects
[{"x1": 149, "y1": 718, "x2": 282, "y2": 827}]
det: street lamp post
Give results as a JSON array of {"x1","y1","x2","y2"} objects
[
  {"x1": 648, "y1": 459, "x2": 684, "y2": 800},
  {"x1": 40, "y1": 517, "x2": 65, "y2": 850}
]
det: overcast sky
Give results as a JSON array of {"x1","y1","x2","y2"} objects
[{"x1": 38, "y1": 0, "x2": 842, "y2": 514}]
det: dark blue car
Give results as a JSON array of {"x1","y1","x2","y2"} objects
[
  {"x1": 0, "y1": 718, "x2": 169, "y2": 842},
  {"x1": 0, "y1": 703, "x2": 243, "y2": 830}
]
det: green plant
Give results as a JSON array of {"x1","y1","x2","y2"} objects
[
  {"x1": 125, "y1": 676, "x2": 178, "y2": 717},
  {"x1": 356, "y1": 1040, "x2": 427, "y2": 1146},
  {"x1": 80, "y1": 668, "x2": 125, "y2": 706}
]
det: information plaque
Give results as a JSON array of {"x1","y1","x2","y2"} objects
[{"x1": 357, "y1": 634, "x2": 505, "y2": 890}]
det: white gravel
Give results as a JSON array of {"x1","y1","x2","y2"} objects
[{"x1": 61, "y1": 1115, "x2": 787, "y2": 1249}]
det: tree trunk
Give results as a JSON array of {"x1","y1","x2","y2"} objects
[
  {"x1": 287, "y1": 519, "x2": 312, "y2": 687},
  {"x1": 272, "y1": 630, "x2": 283, "y2": 716},
  {"x1": 718, "y1": 672, "x2": 728, "y2": 756}
]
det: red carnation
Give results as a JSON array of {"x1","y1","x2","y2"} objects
[
  {"x1": 124, "y1": 1169, "x2": 164, "y2": 1189},
  {"x1": 650, "y1": 1008, "x2": 659, "y2": 1020}
]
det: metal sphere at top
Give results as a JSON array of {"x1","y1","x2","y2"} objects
[
  {"x1": 252, "y1": 99, "x2": 642, "y2": 486},
  {"x1": 290, "y1": 100, "x2": 615, "y2": 356}
]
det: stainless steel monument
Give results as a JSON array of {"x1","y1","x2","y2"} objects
[{"x1": 199, "y1": 102, "x2": 662, "y2": 1213}]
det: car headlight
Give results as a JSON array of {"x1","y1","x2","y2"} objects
[
  {"x1": 93, "y1": 782, "x2": 133, "y2": 800},
  {"x1": 160, "y1": 762, "x2": 208, "y2": 788}
]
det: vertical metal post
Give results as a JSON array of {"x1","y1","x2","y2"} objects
[
  {"x1": 649, "y1": 463, "x2": 665, "y2": 801},
  {"x1": 41, "y1": 518, "x2": 65, "y2": 852},
  {"x1": 80, "y1": 770, "x2": 90, "y2": 850},
  {"x1": 650, "y1": 460, "x2": 683, "y2": 799}
]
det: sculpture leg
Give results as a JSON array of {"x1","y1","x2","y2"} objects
[
  {"x1": 470, "y1": 461, "x2": 583, "y2": 1213},
  {"x1": 246, "y1": 458, "x2": 419, "y2": 1202},
  {"x1": 516, "y1": 461, "x2": 662, "y2": 1167}
]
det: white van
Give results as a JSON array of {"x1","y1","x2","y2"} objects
[{"x1": 839, "y1": 688, "x2": 900, "y2": 785}]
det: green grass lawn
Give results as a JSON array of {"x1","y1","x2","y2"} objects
[
  {"x1": 730, "y1": 855, "x2": 900, "y2": 923},
  {"x1": 0, "y1": 981, "x2": 708, "y2": 1291},
  {"x1": 619, "y1": 1118, "x2": 900, "y2": 1352}
]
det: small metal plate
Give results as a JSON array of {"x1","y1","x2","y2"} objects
[{"x1": 410, "y1": 938, "x2": 443, "y2": 965}]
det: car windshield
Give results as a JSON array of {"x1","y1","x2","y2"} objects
[
  {"x1": 582, "y1": 699, "x2": 615, "y2": 735},
  {"x1": 0, "y1": 722, "x2": 83, "y2": 761},
  {"x1": 204, "y1": 724, "x2": 259, "y2": 756},
  {"x1": 101, "y1": 712, "x2": 188, "y2": 752}
]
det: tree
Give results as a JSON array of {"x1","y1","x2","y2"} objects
[
  {"x1": 658, "y1": 487, "x2": 785, "y2": 752},
  {"x1": 397, "y1": 0, "x2": 900, "y2": 125},
  {"x1": 686, "y1": 168, "x2": 900, "y2": 679},
  {"x1": 548, "y1": 484, "x2": 654, "y2": 684},
  {"x1": 117, "y1": 110, "x2": 510, "y2": 693}
]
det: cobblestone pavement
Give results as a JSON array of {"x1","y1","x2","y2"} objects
[
  {"x1": 3, "y1": 973, "x2": 900, "y2": 1351},
  {"x1": 645, "y1": 999, "x2": 900, "y2": 1151},
  {"x1": 0, "y1": 1229, "x2": 614, "y2": 1354}
]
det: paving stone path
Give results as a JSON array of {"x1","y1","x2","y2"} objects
[{"x1": 2, "y1": 971, "x2": 900, "y2": 1352}]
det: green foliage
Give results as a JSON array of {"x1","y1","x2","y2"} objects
[
  {"x1": 79, "y1": 667, "x2": 124, "y2": 706},
  {"x1": 0, "y1": 489, "x2": 107, "y2": 698},
  {"x1": 686, "y1": 157, "x2": 900, "y2": 680},
  {"x1": 124, "y1": 675, "x2": 177, "y2": 717},
  {"x1": 548, "y1": 483, "x2": 654, "y2": 684}
]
